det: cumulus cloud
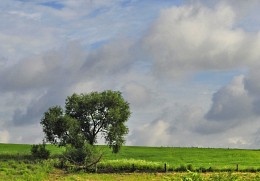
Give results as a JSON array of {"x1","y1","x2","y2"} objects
[
  {"x1": 128, "y1": 104, "x2": 205, "y2": 146},
  {"x1": 196, "y1": 72, "x2": 260, "y2": 148},
  {"x1": 129, "y1": 101, "x2": 258, "y2": 148},
  {"x1": 143, "y1": 3, "x2": 260, "y2": 79},
  {"x1": 136, "y1": 2, "x2": 260, "y2": 147},
  {"x1": 205, "y1": 75, "x2": 253, "y2": 122},
  {"x1": 203, "y1": 67, "x2": 260, "y2": 124},
  {"x1": 129, "y1": 119, "x2": 171, "y2": 146}
]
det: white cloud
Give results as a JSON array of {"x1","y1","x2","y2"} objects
[
  {"x1": 8, "y1": 11, "x2": 41, "y2": 20},
  {"x1": 228, "y1": 137, "x2": 247, "y2": 146},
  {"x1": 142, "y1": 3, "x2": 257, "y2": 79},
  {"x1": 129, "y1": 119, "x2": 171, "y2": 146},
  {"x1": 128, "y1": 104, "x2": 206, "y2": 147},
  {"x1": 8, "y1": 124, "x2": 44, "y2": 144},
  {"x1": 0, "y1": 130, "x2": 9, "y2": 143}
]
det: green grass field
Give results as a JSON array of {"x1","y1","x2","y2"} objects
[
  {"x1": 0, "y1": 144, "x2": 259, "y2": 180},
  {"x1": 0, "y1": 143, "x2": 63, "y2": 155},
  {"x1": 102, "y1": 146, "x2": 260, "y2": 169},
  {"x1": 0, "y1": 144, "x2": 259, "y2": 169}
]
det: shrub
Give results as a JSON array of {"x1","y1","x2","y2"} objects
[
  {"x1": 197, "y1": 166, "x2": 207, "y2": 173},
  {"x1": 31, "y1": 143, "x2": 50, "y2": 159},
  {"x1": 242, "y1": 167, "x2": 257, "y2": 172},
  {"x1": 175, "y1": 165, "x2": 187, "y2": 172},
  {"x1": 168, "y1": 167, "x2": 174, "y2": 171},
  {"x1": 97, "y1": 159, "x2": 164, "y2": 172},
  {"x1": 187, "y1": 164, "x2": 194, "y2": 171},
  {"x1": 62, "y1": 143, "x2": 103, "y2": 170},
  {"x1": 182, "y1": 172, "x2": 203, "y2": 181},
  {"x1": 207, "y1": 166, "x2": 215, "y2": 172},
  {"x1": 63, "y1": 145, "x2": 87, "y2": 165}
]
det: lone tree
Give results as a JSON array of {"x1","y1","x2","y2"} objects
[{"x1": 41, "y1": 90, "x2": 130, "y2": 153}]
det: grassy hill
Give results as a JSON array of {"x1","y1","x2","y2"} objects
[
  {"x1": 0, "y1": 144, "x2": 259, "y2": 169},
  {"x1": 104, "y1": 146, "x2": 260, "y2": 169},
  {"x1": 0, "y1": 144, "x2": 259, "y2": 180}
]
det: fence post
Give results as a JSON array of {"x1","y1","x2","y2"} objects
[
  {"x1": 164, "y1": 163, "x2": 167, "y2": 172},
  {"x1": 95, "y1": 163, "x2": 98, "y2": 173},
  {"x1": 132, "y1": 164, "x2": 135, "y2": 172},
  {"x1": 236, "y1": 164, "x2": 238, "y2": 171}
]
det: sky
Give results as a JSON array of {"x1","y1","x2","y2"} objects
[{"x1": 1, "y1": 0, "x2": 260, "y2": 149}]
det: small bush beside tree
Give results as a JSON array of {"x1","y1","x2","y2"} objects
[{"x1": 31, "y1": 143, "x2": 50, "y2": 159}]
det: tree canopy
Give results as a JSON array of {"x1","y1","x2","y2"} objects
[{"x1": 41, "y1": 90, "x2": 131, "y2": 153}]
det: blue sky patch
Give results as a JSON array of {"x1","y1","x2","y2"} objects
[
  {"x1": 39, "y1": 1, "x2": 64, "y2": 10},
  {"x1": 192, "y1": 69, "x2": 248, "y2": 86}
]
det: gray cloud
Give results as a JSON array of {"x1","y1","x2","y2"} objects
[
  {"x1": 12, "y1": 85, "x2": 69, "y2": 126},
  {"x1": 205, "y1": 67, "x2": 260, "y2": 124},
  {"x1": 244, "y1": 68, "x2": 260, "y2": 97},
  {"x1": 205, "y1": 75, "x2": 253, "y2": 122},
  {"x1": 81, "y1": 39, "x2": 134, "y2": 78},
  {"x1": 3, "y1": 39, "x2": 137, "y2": 127},
  {"x1": 200, "y1": 72, "x2": 260, "y2": 141},
  {"x1": 252, "y1": 129, "x2": 260, "y2": 148},
  {"x1": 122, "y1": 81, "x2": 153, "y2": 108},
  {"x1": 0, "y1": 41, "x2": 86, "y2": 127},
  {"x1": 243, "y1": 68, "x2": 260, "y2": 117},
  {"x1": 0, "y1": 56, "x2": 7, "y2": 67},
  {"x1": 0, "y1": 41, "x2": 85, "y2": 92}
]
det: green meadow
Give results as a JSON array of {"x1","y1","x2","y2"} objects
[
  {"x1": 102, "y1": 146, "x2": 260, "y2": 170},
  {"x1": 0, "y1": 144, "x2": 259, "y2": 180}
]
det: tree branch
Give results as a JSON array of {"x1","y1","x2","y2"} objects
[{"x1": 85, "y1": 152, "x2": 103, "y2": 168}]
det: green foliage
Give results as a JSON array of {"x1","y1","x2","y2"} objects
[
  {"x1": 41, "y1": 90, "x2": 131, "y2": 153},
  {"x1": 242, "y1": 167, "x2": 258, "y2": 172},
  {"x1": 187, "y1": 164, "x2": 194, "y2": 171},
  {"x1": 62, "y1": 144, "x2": 103, "y2": 171},
  {"x1": 63, "y1": 145, "x2": 88, "y2": 165},
  {"x1": 182, "y1": 171, "x2": 203, "y2": 181},
  {"x1": 63, "y1": 144, "x2": 99, "y2": 163},
  {"x1": 40, "y1": 106, "x2": 84, "y2": 148},
  {"x1": 97, "y1": 159, "x2": 164, "y2": 172},
  {"x1": 0, "y1": 159, "x2": 55, "y2": 180},
  {"x1": 175, "y1": 165, "x2": 187, "y2": 172},
  {"x1": 30, "y1": 143, "x2": 50, "y2": 159}
]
